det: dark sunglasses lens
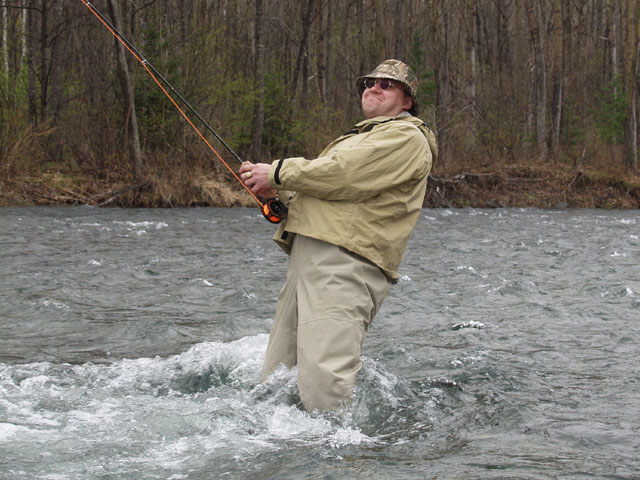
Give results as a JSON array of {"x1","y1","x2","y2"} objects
[{"x1": 364, "y1": 78, "x2": 392, "y2": 90}]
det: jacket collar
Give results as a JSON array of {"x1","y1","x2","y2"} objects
[{"x1": 345, "y1": 115, "x2": 424, "y2": 135}]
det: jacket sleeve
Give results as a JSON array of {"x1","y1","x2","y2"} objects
[{"x1": 268, "y1": 122, "x2": 431, "y2": 202}]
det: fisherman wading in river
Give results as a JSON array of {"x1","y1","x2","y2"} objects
[
  {"x1": 240, "y1": 59, "x2": 438, "y2": 412},
  {"x1": 82, "y1": 2, "x2": 436, "y2": 413}
]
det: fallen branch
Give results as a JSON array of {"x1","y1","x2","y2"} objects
[
  {"x1": 96, "y1": 181, "x2": 151, "y2": 206},
  {"x1": 430, "y1": 172, "x2": 499, "y2": 184},
  {"x1": 563, "y1": 171, "x2": 583, "y2": 194}
]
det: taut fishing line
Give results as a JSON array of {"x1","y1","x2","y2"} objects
[{"x1": 81, "y1": 0, "x2": 287, "y2": 223}]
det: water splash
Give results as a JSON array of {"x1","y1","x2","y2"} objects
[{"x1": 0, "y1": 334, "x2": 441, "y2": 478}]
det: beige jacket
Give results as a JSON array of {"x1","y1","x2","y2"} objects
[{"x1": 268, "y1": 115, "x2": 437, "y2": 282}]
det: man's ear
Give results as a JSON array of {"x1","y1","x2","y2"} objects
[{"x1": 403, "y1": 94, "x2": 413, "y2": 112}]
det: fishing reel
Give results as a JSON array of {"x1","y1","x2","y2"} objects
[{"x1": 261, "y1": 198, "x2": 288, "y2": 224}]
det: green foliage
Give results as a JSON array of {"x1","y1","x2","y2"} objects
[
  {"x1": 5, "y1": 0, "x2": 640, "y2": 199},
  {"x1": 560, "y1": 98, "x2": 587, "y2": 148},
  {"x1": 0, "y1": 63, "x2": 9, "y2": 160},
  {"x1": 408, "y1": 31, "x2": 436, "y2": 122},
  {"x1": 131, "y1": 24, "x2": 185, "y2": 150},
  {"x1": 0, "y1": 55, "x2": 31, "y2": 110},
  {"x1": 592, "y1": 76, "x2": 625, "y2": 146},
  {"x1": 214, "y1": 76, "x2": 257, "y2": 159},
  {"x1": 262, "y1": 68, "x2": 302, "y2": 158},
  {"x1": 0, "y1": 61, "x2": 34, "y2": 167}
]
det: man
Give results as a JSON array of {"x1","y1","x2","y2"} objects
[{"x1": 239, "y1": 59, "x2": 437, "y2": 412}]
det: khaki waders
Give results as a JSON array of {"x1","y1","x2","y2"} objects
[{"x1": 261, "y1": 235, "x2": 391, "y2": 412}]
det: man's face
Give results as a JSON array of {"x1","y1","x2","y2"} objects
[{"x1": 361, "y1": 78, "x2": 413, "y2": 118}]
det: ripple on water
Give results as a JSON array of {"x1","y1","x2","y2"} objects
[{"x1": 1, "y1": 207, "x2": 640, "y2": 479}]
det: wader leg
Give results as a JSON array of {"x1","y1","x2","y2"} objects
[
  {"x1": 260, "y1": 242, "x2": 300, "y2": 381},
  {"x1": 295, "y1": 236, "x2": 390, "y2": 412},
  {"x1": 261, "y1": 235, "x2": 390, "y2": 411}
]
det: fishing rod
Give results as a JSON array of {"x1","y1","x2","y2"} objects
[{"x1": 81, "y1": 0, "x2": 287, "y2": 224}]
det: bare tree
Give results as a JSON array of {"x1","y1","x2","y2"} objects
[
  {"x1": 26, "y1": 0, "x2": 37, "y2": 123},
  {"x1": 524, "y1": 0, "x2": 548, "y2": 159},
  {"x1": 621, "y1": 0, "x2": 639, "y2": 170},
  {"x1": 251, "y1": 0, "x2": 265, "y2": 162},
  {"x1": 550, "y1": 0, "x2": 564, "y2": 156},
  {"x1": 6, "y1": 0, "x2": 640, "y2": 193},
  {"x1": 48, "y1": 0, "x2": 68, "y2": 122},
  {"x1": 107, "y1": 0, "x2": 143, "y2": 180},
  {"x1": 1, "y1": 3, "x2": 7, "y2": 77}
]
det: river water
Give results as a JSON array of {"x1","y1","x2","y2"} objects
[{"x1": 1, "y1": 206, "x2": 638, "y2": 479}]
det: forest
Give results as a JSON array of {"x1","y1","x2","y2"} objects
[{"x1": 1, "y1": 0, "x2": 640, "y2": 208}]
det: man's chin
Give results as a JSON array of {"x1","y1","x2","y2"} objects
[{"x1": 362, "y1": 104, "x2": 383, "y2": 118}]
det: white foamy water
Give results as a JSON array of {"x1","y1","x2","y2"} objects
[
  {"x1": 1, "y1": 334, "x2": 404, "y2": 479},
  {"x1": 1, "y1": 207, "x2": 639, "y2": 479}
]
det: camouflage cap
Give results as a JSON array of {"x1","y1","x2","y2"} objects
[{"x1": 356, "y1": 59, "x2": 419, "y2": 114}]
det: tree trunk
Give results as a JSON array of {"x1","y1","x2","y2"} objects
[
  {"x1": 21, "y1": 0, "x2": 27, "y2": 60},
  {"x1": 323, "y1": 0, "x2": 333, "y2": 105},
  {"x1": 625, "y1": 37, "x2": 639, "y2": 171},
  {"x1": 1, "y1": 4, "x2": 7, "y2": 78},
  {"x1": 393, "y1": 0, "x2": 404, "y2": 57},
  {"x1": 466, "y1": 0, "x2": 476, "y2": 105},
  {"x1": 38, "y1": 0, "x2": 48, "y2": 121},
  {"x1": 316, "y1": 2, "x2": 326, "y2": 105},
  {"x1": 302, "y1": 44, "x2": 309, "y2": 111},
  {"x1": 550, "y1": 0, "x2": 564, "y2": 156},
  {"x1": 107, "y1": 0, "x2": 143, "y2": 180},
  {"x1": 611, "y1": 0, "x2": 618, "y2": 84},
  {"x1": 431, "y1": 0, "x2": 449, "y2": 164},
  {"x1": 626, "y1": 86, "x2": 638, "y2": 170},
  {"x1": 48, "y1": 0, "x2": 66, "y2": 122},
  {"x1": 26, "y1": 0, "x2": 38, "y2": 124},
  {"x1": 282, "y1": 0, "x2": 314, "y2": 158},
  {"x1": 291, "y1": 0, "x2": 315, "y2": 97},
  {"x1": 524, "y1": 0, "x2": 548, "y2": 158},
  {"x1": 251, "y1": 0, "x2": 265, "y2": 162},
  {"x1": 623, "y1": 0, "x2": 639, "y2": 170}
]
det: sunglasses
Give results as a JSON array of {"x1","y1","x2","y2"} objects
[{"x1": 362, "y1": 78, "x2": 398, "y2": 91}]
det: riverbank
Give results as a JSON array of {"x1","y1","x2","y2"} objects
[
  {"x1": 1, "y1": 160, "x2": 639, "y2": 209},
  {"x1": 426, "y1": 161, "x2": 640, "y2": 209}
]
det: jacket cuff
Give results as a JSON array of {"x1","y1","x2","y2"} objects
[{"x1": 269, "y1": 159, "x2": 283, "y2": 186}]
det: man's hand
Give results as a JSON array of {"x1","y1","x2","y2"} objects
[{"x1": 239, "y1": 162, "x2": 277, "y2": 198}]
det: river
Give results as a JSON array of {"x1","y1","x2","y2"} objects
[{"x1": 1, "y1": 206, "x2": 638, "y2": 479}]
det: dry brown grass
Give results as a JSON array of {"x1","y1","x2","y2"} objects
[
  {"x1": 426, "y1": 152, "x2": 640, "y2": 208},
  {"x1": 2, "y1": 148, "x2": 639, "y2": 209},
  {"x1": 0, "y1": 164, "x2": 257, "y2": 208}
]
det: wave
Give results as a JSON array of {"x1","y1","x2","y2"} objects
[{"x1": 0, "y1": 334, "x2": 446, "y2": 478}]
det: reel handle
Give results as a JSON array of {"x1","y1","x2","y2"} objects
[{"x1": 261, "y1": 198, "x2": 288, "y2": 224}]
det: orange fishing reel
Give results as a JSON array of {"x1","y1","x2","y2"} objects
[{"x1": 261, "y1": 198, "x2": 288, "y2": 224}]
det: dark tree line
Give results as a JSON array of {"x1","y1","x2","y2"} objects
[{"x1": 1, "y1": 0, "x2": 639, "y2": 189}]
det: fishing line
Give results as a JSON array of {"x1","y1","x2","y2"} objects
[{"x1": 81, "y1": 0, "x2": 287, "y2": 223}]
